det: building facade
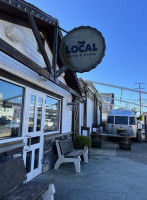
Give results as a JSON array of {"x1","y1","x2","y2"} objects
[
  {"x1": 0, "y1": 0, "x2": 82, "y2": 182},
  {"x1": 79, "y1": 79, "x2": 103, "y2": 136}
]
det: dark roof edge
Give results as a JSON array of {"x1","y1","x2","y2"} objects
[{"x1": 0, "y1": 0, "x2": 58, "y2": 25}]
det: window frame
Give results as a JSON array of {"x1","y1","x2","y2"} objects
[
  {"x1": 43, "y1": 94, "x2": 61, "y2": 135},
  {"x1": 0, "y1": 78, "x2": 25, "y2": 144},
  {"x1": 0, "y1": 75, "x2": 63, "y2": 144}
]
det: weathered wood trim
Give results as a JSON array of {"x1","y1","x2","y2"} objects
[
  {"x1": 0, "y1": 140, "x2": 23, "y2": 147},
  {"x1": 99, "y1": 104, "x2": 102, "y2": 125},
  {"x1": 0, "y1": 0, "x2": 57, "y2": 25},
  {"x1": 93, "y1": 94, "x2": 97, "y2": 125},
  {"x1": 28, "y1": 14, "x2": 53, "y2": 75},
  {"x1": 0, "y1": 11, "x2": 30, "y2": 29},
  {"x1": 45, "y1": 132, "x2": 73, "y2": 141},
  {"x1": 55, "y1": 66, "x2": 67, "y2": 78},
  {"x1": 0, "y1": 142, "x2": 25, "y2": 154},
  {"x1": 0, "y1": 39, "x2": 81, "y2": 98},
  {"x1": 52, "y1": 24, "x2": 58, "y2": 78},
  {"x1": 0, "y1": 38, "x2": 53, "y2": 80},
  {"x1": 83, "y1": 85, "x2": 88, "y2": 127}
]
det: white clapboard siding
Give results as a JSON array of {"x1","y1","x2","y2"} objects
[
  {"x1": 87, "y1": 97, "x2": 94, "y2": 132},
  {"x1": 0, "y1": 20, "x2": 46, "y2": 68},
  {"x1": 0, "y1": 19, "x2": 66, "y2": 84}
]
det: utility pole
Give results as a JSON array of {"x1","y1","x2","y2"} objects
[{"x1": 135, "y1": 82, "x2": 145, "y2": 116}]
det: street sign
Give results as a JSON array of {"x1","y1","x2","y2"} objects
[{"x1": 59, "y1": 26, "x2": 106, "y2": 73}]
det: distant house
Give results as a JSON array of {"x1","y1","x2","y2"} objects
[
  {"x1": 0, "y1": 0, "x2": 82, "y2": 182},
  {"x1": 78, "y1": 79, "x2": 103, "y2": 136}
]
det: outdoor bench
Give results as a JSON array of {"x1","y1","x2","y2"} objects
[
  {"x1": 54, "y1": 138, "x2": 88, "y2": 173},
  {"x1": 0, "y1": 156, "x2": 55, "y2": 200}
]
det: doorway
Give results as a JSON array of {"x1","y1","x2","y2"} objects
[{"x1": 23, "y1": 88, "x2": 45, "y2": 182}]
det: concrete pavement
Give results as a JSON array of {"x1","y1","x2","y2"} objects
[{"x1": 36, "y1": 140, "x2": 147, "y2": 200}]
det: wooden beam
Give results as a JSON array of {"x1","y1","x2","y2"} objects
[
  {"x1": 0, "y1": 38, "x2": 81, "y2": 98},
  {"x1": 93, "y1": 94, "x2": 97, "y2": 125},
  {"x1": 55, "y1": 66, "x2": 67, "y2": 78},
  {"x1": 83, "y1": 84, "x2": 88, "y2": 127},
  {"x1": 28, "y1": 13, "x2": 53, "y2": 75},
  {"x1": 0, "y1": 0, "x2": 57, "y2": 25},
  {"x1": 99, "y1": 104, "x2": 102, "y2": 125},
  {"x1": 0, "y1": 38, "x2": 53, "y2": 80},
  {"x1": 52, "y1": 24, "x2": 58, "y2": 78}
]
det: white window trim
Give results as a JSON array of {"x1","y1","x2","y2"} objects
[
  {"x1": 43, "y1": 95, "x2": 61, "y2": 135},
  {"x1": 0, "y1": 77, "x2": 25, "y2": 145},
  {"x1": 0, "y1": 77, "x2": 62, "y2": 144}
]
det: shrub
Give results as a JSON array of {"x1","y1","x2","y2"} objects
[
  {"x1": 137, "y1": 116, "x2": 144, "y2": 121},
  {"x1": 73, "y1": 136, "x2": 92, "y2": 149}
]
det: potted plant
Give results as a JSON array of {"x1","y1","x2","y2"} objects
[
  {"x1": 73, "y1": 135, "x2": 92, "y2": 149},
  {"x1": 73, "y1": 136, "x2": 92, "y2": 161}
]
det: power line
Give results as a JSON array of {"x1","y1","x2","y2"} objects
[{"x1": 86, "y1": 80, "x2": 147, "y2": 94}]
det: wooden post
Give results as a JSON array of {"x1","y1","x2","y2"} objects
[
  {"x1": 52, "y1": 23, "x2": 58, "y2": 79},
  {"x1": 83, "y1": 84, "x2": 88, "y2": 127}
]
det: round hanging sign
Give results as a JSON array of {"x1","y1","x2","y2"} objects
[{"x1": 59, "y1": 26, "x2": 106, "y2": 73}]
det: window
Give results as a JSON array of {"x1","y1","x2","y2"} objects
[
  {"x1": 129, "y1": 117, "x2": 136, "y2": 125},
  {"x1": 115, "y1": 116, "x2": 128, "y2": 125},
  {"x1": 44, "y1": 96, "x2": 60, "y2": 132},
  {"x1": 28, "y1": 95, "x2": 36, "y2": 132},
  {"x1": 36, "y1": 97, "x2": 43, "y2": 131},
  {"x1": 0, "y1": 80, "x2": 24, "y2": 139},
  {"x1": 107, "y1": 116, "x2": 114, "y2": 124}
]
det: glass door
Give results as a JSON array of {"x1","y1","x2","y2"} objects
[{"x1": 23, "y1": 88, "x2": 45, "y2": 182}]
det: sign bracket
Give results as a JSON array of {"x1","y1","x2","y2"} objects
[
  {"x1": 55, "y1": 66, "x2": 67, "y2": 78},
  {"x1": 58, "y1": 26, "x2": 68, "y2": 34}
]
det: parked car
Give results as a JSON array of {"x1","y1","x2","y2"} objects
[{"x1": 0, "y1": 117, "x2": 11, "y2": 125}]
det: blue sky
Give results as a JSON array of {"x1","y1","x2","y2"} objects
[{"x1": 26, "y1": 0, "x2": 147, "y2": 115}]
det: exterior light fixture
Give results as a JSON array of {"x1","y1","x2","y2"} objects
[{"x1": 5, "y1": 26, "x2": 24, "y2": 43}]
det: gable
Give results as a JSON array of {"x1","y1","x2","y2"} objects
[{"x1": 0, "y1": 0, "x2": 82, "y2": 97}]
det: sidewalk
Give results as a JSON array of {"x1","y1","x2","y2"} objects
[{"x1": 36, "y1": 141, "x2": 147, "y2": 200}]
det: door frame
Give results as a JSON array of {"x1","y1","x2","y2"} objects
[{"x1": 23, "y1": 88, "x2": 45, "y2": 182}]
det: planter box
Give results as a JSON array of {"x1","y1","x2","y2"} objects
[{"x1": 91, "y1": 133, "x2": 102, "y2": 148}]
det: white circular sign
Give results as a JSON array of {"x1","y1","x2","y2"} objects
[{"x1": 59, "y1": 26, "x2": 106, "y2": 73}]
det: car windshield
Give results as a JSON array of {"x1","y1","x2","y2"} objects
[{"x1": 115, "y1": 116, "x2": 128, "y2": 125}]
